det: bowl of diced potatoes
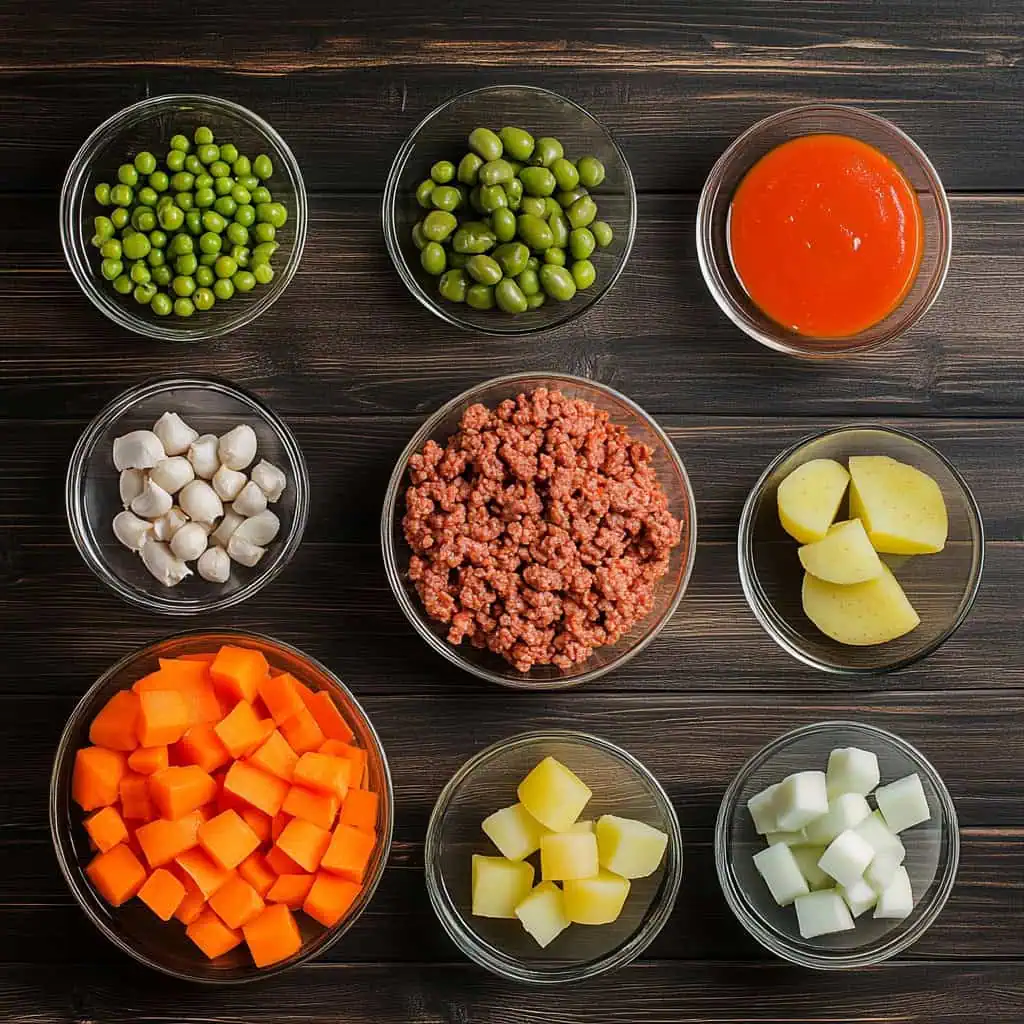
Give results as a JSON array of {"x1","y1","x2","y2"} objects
[
  {"x1": 715, "y1": 721, "x2": 959, "y2": 970},
  {"x1": 738, "y1": 424, "x2": 984, "y2": 674},
  {"x1": 424, "y1": 730, "x2": 683, "y2": 983}
]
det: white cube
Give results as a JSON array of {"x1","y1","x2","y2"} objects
[
  {"x1": 766, "y1": 830, "x2": 807, "y2": 847},
  {"x1": 752, "y1": 843, "x2": 809, "y2": 907},
  {"x1": 865, "y1": 851, "x2": 904, "y2": 894},
  {"x1": 874, "y1": 866, "x2": 914, "y2": 920},
  {"x1": 840, "y1": 876, "x2": 878, "y2": 917},
  {"x1": 792, "y1": 846, "x2": 831, "y2": 890},
  {"x1": 794, "y1": 889, "x2": 856, "y2": 938},
  {"x1": 875, "y1": 773, "x2": 931, "y2": 833},
  {"x1": 826, "y1": 746, "x2": 880, "y2": 798},
  {"x1": 747, "y1": 784, "x2": 780, "y2": 835},
  {"x1": 817, "y1": 829, "x2": 875, "y2": 888},
  {"x1": 774, "y1": 771, "x2": 829, "y2": 832},
  {"x1": 804, "y1": 793, "x2": 872, "y2": 846},
  {"x1": 854, "y1": 810, "x2": 907, "y2": 863}
]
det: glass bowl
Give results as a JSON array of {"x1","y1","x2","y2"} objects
[
  {"x1": 738, "y1": 424, "x2": 983, "y2": 674},
  {"x1": 425, "y1": 730, "x2": 683, "y2": 983},
  {"x1": 696, "y1": 105, "x2": 952, "y2": 358},
  {"x1": 60, "y1": 93, "x2": 307, "y2": 341},
  {"x1": 66, "y1": 375, "x2": 310, "y2": 615},
  {"x1": 380, "y1": 372, "x2": 697, "y2": 689},
  {"x1": 49, "y1": 629, "x2": 394, "y2": 983},
  {"x1": 715, "y1": 721, "x2": 959, "y2": 970},
  {"x1": 383, "y1": 85, "x2": 636, "y2": 335}
]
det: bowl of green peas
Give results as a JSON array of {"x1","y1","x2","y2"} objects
[
  {"x1": 383, "y1": 85, "x2": 636, "y2": 335},
  {"x1": 61, "y1": 94, "x2": 307, "y2": 341}
]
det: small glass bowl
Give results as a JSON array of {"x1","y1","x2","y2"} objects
[
  {"x1": 425, "y1": 730, "x2": 683, "y2": 984},
  {"x1": 66, "y1": 375, "x2": 310, "y2": 615},
  {"x1": 381, "y1": 372, "x2": 697, "y2": 689},
  {"x1": 696, "y1": 105, "x2": 952, "y2": 358},
  {"x1": 716, "y1": 721, "x2": 959, "y2": 970},
  {"x1": 738, "y1": 424, "x2": 983, "y2": 674},
  {"x1": 60, "y1": 94, "x2": 307, "y2": 341},
  {"x1": 50, "y1": 629, "x2": 394, "y2": 983},
  {"x1": 383, "y1": 85, "x2": 636, "y2": 335}
]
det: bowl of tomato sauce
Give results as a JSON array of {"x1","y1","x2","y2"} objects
[{"x1": 696, "y1": 105, "x2": 952, "y2": 358}]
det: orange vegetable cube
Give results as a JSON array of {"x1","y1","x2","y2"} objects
[
  {"x1": 319, "y1": 740, "x2": 368, "y2": 787},
  {"x1": 137, "y1": 664, "x2": 223, "y2": 724},
  {"x1": 84, "y1": 805, "x2": 129, "y2": 853},
  {"x1": 119, "y1": 772, "x2": 155, "y2": 821},
  {"x1": 149, "y1": 765, "x2": 218, "y2": 821},
  {"x1": 238, "y1": 852, "x2": 277, "y2": 898},
  {"x1": 72, "y1": 746, "x2": 126, "y2": 811},
  {"x1": 176, "y1": 722, "x2": 230, "y2": 774},
  {"x1": 275, "y1": 818, "x2": 331, "y2": 873},
  {"x1": 282, "y1": 785, "x2": 340, "y2": 831},
  {"x1": 257, "y1": 672, "x2": 305, "y2": 726},
  {"x1": 127, "y1": 745, "x2": 169, "y2": 776},
  {"x1": 210, "y1": 645, "x2": 269, "y2": 705},
  {"x1": 137, "y1": 689, "x2": 191, "y2": 747},
  {"x1": 239, "y1": 807, "x2": 272, "y2": 844},
  {"x1": 214, "y1": 701, "x2": 267, "y2": 759},
  {"x1": 339, "y1": 789, "x2": 379, "y2": 833},
  {"x1": 209, "y1": 874, "x2": 266, "y2": 929},
  {"x1": 321, "y1": 824, "x2": 376, "y2": 884},
  {"x1": 198, "y1": 810, "x2": 261, "y2": 871},
  {"x1": 173, "y1": 873, "x2": 207, "y2": 924},
  {"x1": 223, "y1": 760, "x2": 289, "y2": 817},
  {"x1": 158, "y1": 657, "x2": 211, "y2": 685},
  {"x1": 89, "y1": 690, "x2": 141, "y2": 752},
  {"x1": 138, "y1": 867, "x2": 187, "y2": 921},
  {"x1": 187, "y1": 907, "x2": 243, "y2": 959},
  {"x1": 267, "y1": 873, "x2": 315, "y2": 909},
  {"x1": 293, "y1": 752, "x2": 351, "y2": 800},
  {"x1": 135, "y1": 810, "x2": 203, "y2": 869},
  {"x1": 175, "y1": 847, "x2": 233, "y2": 899},
  {"x1": 242, "y1": 904, "x2": 302, "y2": 968},
  {"x1": 279, "y1": 706, "x2": 325, "y2": 756},
  {"x1": 266, "y1": 845, "x2": 304, "y2": 876},
  {"x1": 303, "y1": 690, "x2": 355, "y2": 744},
  {"x1": 86, "y1": 843, "x2": 147, "y2": 906},
  {"x1": 303, "y1": 872, "x2": 362, "y2": 928},
  {"x1": 271, "y1": 812, "x2": 291, "y2": 842},
  {"x1": 249, "y1": 729, "x2": 298, "y2": 783}
]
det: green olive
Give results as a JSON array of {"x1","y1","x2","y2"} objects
[
  {"x1": 591, "y1": 220, "x2": 614, "y2": 247},
  {"x1": 577, "y1": 155, "x2": 606, "y2": 188},
  {"x1": 468, "y1": 127, "x2": 503, "y2": 162},
  {"x1": 516, "y1": 213, "x2": 554, "y2": 250},
  {"x1": 412, "y1": 221, "x2": 428, "y2": 250},
  {"x1": 492, "y1": 242, "x2": 530, "y2": 277},
  {"x1": 490, "y1": 207, "x2": 517, "y2": 243},
  {"x1": 465, "y1": 283, "x2": 496, "y2": 310},
  {"x1": 551, "y1": 157, "x2": 580, "y2": 192},
  {"x1": 544, "y1": 246, "x2": 566, "y2": 267},
  {"x1": 479, "y1": 184, "x2": 508, "y2": 213},
  {"x1": 548, "y1": 213, "x2": 569, "y2": 248},
  {"x1": 571, "y1": 259, "x2": 597, "y2": 289},
  {"x1": 499, "y1": 126, "x2": 535, "y2": 162},
  {"x1": 519, "y1": 166, "x2": 557, "y2": 197},
  {"x1": 430, "y1": 160, "x2": 456, "y2": 184},
  {"x1": 530, "y1": 137, "x2": 564, "y2": 167},
  {"x1": 478, "y1": 159, "x2": 515, "y2": 186},
  {"x1": 566, "y1": 195, "x2": 598, "y2": 229},
  {"x1": 526, "y1": 291, "x2": 546, "y2": 310},
  {"x1": 452, "y1": 222, "x2": 496, "y2": 254},
  {"x1": 495, "y1": 278, "x2": 528, "y2": 314},
  {"x1": 539, "y1": 264, "x2": 577, "y2": 301},
  {"x1": 438, "y1": 268, "x2": 469, "y2": 303},
  {"x1": 504, "y1": 178, "x2": 523, "y2": 210},
  {"x1": 519, "y1": 196, "x2": 547, "y2": 218},
  {"x1": 431, "y1": 185, "x2": 462, "y2": 212},
  {"x1": 422, "y1": 210, "x2": 458, "y2": 242},
  {"x1": 570, "y1": 227, "x2": 597, "y2": 260},
  {"x1": 517, "y1": 268, "x2": 541, "y2": 296},
  {"x1": 457, "y1": 152, "x2": 484, "y2": 186},
  {"x1": 420, "y1": 241, "x2": 447, "y2": 275},
  {"x1": 465, "y1": 254, "x2": 503, "y2": 286}
]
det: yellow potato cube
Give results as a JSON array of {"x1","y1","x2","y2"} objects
[
  {"x1": 798, "y1": 519, "x2": 883, "y2": 585},
  {"x1": 595, "y1": 814, "x2": 669, "y2": 879},
  {"x1": 514, "y1": 881, "x2": 571, "y2": 948},
  {"x1": 563, "y1": 869, "x2": 631, "y2": 925},
  {"x1": 517, "y1": 756, "x2": 592, "y2": 832},
  {"x1": 540, "y1": 830, "x2": 600, "y2": 881},
  {"x1": 777, "y1": 458, "x2": 850, "y2": 544},
  {"x1": 471, "y1": 854, "x2": 535, "y2": 919},
  {"x1": 481, "y1": 803, "x2": 548, "y2": 861}
]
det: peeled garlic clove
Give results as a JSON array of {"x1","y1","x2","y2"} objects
[
  {"x1": 112, "y1": 510, "x2": 153, "y2": 551},
  {"x1": 130, "y1": 478, "x2": 173, "y2": 519},
  {"x1": 188, "y1": 434, "x2": 220, "y2": 480},
  {"x1": 227, "y1": 532, "x2": 266, "y2": 568},
  {"x1": 211, "y1": 509, "x2": 244, "y2": 548},
  {"x1": 140, "y1": 537, "x2": 192, "y2": 587},
  {"x1": 212, "y1": 464, "x2": 247, "y2": 502},
  {"x1": 232, "y1": 509, "x2": 280, "y2": 547},
  {"x1": 152, "y1": 506, "x2": 188, "y2": 542},
  {"x1": 113, "y1": 430, "x2": 166, "y2": 471},
  {"x1": 153, "y1": 412, "x2": 199, "y2": 456},
  {"x1": 218, "y1": 424, "x2": 258, "y2": 472},
  {"x1": 170, "y1": 521, "x2": 209, "y2": 562},
  {"x1": 179, "y1": 479, "x2": 223, "y2": 524},
  {"x1": 197, "y1": 545, "x2": 231, "y2": 583},
  {"x1": 232, "y1": 480, "x2": 267, "y2": 517},
  {"x1": 250, "y1": 459, "x2": 288, "y2": 502},
  {"x1": 149, "y1": 456, "x2": 195, "y2": 495},
  {"x1": 119, "y1": 468, "x2": 146, "y2": 509}
]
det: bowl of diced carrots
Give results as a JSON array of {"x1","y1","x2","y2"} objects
[{"x1": 49, "y1": 630, "x2": 393, "y2": 982}]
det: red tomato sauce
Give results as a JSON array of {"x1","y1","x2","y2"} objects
[{"x1": 728, "y1": 134, "x2": 924, "y2": 338}]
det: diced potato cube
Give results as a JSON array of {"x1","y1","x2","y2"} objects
[
  {"x1": 873, "y1": 866, "x2": 914, "y2": 920},
  {"x1": 595, "y1": 815, "x2": 669, "y2": 879},
  {"x1": 765, "y1": 830, "x2": 807, "y2": 847},
  {"x1": 794, "y1": 889, "x2": 856, "y2": 938},
  {"x1": 840, "y1": 876, "x2": 879, "y2": 918},
  {"x1": 854, "y1": 810, "x2": 907, "y2": 864},
  {"x1": 875, "y1": 773, "x2": 931, "y2": 833},
  {"x1": 777, "y1": 458, "x2": 850, "y2": 544},
  {"x1": 798, "y1": 519, "x2": 883, "y2": 585},
  {"x1": 817, "y1": 829, "x2": 875, "y2": 888},
  {"x1": 563, "y1": 869, "x2": 630, "y2": 925},
  {"x1": 747, "y1": 783, "x2": 780, "y2": 835},
  {"x1": 515, "y1": 881, "x2": 570, "y2": 948},
  {"x1": 540, "y1": 830, "x2": 599, "y2": 881},
  {"x1": 774, "y1": 771, "x2": 829, "y2": 832},
  {"x1": 865, "y1": 852, "x2": 903, "y2": 894},
  {"x1": 471, "y1": 854, "x2": 535, "y2": 919},
  {"x1": 791, "y1": 845, "x2": 831, "y2": 891},
  {"x1": 517, "y1": 756, "x2": 592, "y2": 833},
  {"x1": 482, "y1": 803, "x2": 548, "y2": 861},
  {"x1": 826, "y1": 747, "x2": 880, "y2": 798},
  {"x1": 752, "y1": 843, "x2": 809, "y2": 907},
  {"x1": 803, "y1": 793, "x2": 872, "y2": 846}
]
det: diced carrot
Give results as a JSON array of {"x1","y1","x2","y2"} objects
[
  {"x1": 238, "y1": 852, "x2": 277, "y2": 898},
  {"x1": 293, "y1": 752, "x2": 351, "y2": 800},
  {"x1": 266, "y1": 845, "x2": 304, "y2": 876},
  {"x1": 303, "y1": 690, "x2": 355, "y2": 744},
  {"x1": 158, "y1": 657, "x2": 210, "y2": 684},
  {"x1": 119, "y1": 772, "x2": 155, "y2": 821},
  {"x1": 175, "y1": 847, "x2": 233, "y2": 899},
  {"x1": 135, "y1": 810, "x2": 203, "y2": 869},
  {"x1": 256, "y1": 673, "x2": 305, "y2": 726},
  {"x1": 136, "y1": 667, "x2": 223, "y2": 724},
  {"x1": 137, "y1": 867, "x2": 187, "y2": 921},
  {"x1": 279, "y1": 706, "x2": 325, "y2": 755},
  {"x1": 173, "y1": 873, "x2": 207, "y2": 924},
  {"x1": 89, "y1": 690, "x2": 141, "y2": 752},
  {"x1": 187, "y1": 907, "x2": 243, "y2": 959},
  {"x1": 223, "y1": 760, "x2": 289, "y2": 817},
  {"x1": 242, "y1": 904, "x2": 302, "y2": 968},
  {"x1": 239, "y1": 807, "x2": 272, "y2": 844},
  {"x1": 321, "y1": 824, "x2": 376, "y2": 884},
  {"x1": 275, "y1": 818, "x2": 331, "y2": 873},
  {"x1": 178, "y1": 652, "x2": 216, "y2": 664},
  {"x1": 72, "y1": 746, "x2": 126, "y2": 811},
  {"x1": 339, "y1": 789, "x2": 379, "y2": 833},
  {"x1": 209, "y1": 874, "x2": 266, "y2": 930},
  {"x1": 148, "y1": 765, "x2": 217, "y2": 821},
  {"x1": 137, "y1": 689, "x2": 191, "y2": 747},
  {"x1": 266, "y1": 873, "x2": 315, "y2": 909},
  {"x1": 86, "y1": 843, "x2": 147, "y2": 906},
  {"x1": 176, "y1": 722, "x2": 230, "y2": 774},
  {"x1": 84, "y1": 805, "x2": 129, "y2": 853},
  {"x1": 214, "y1": 701, "x2": 267, "y2": 760},
  {"x1": 127, "y1": 745, "x2": 169, "y2": 776},
  {"x1": 249, "y1": 729, "x2": 298, "y2": 783},
  {"x1": 271, "y1": 812, "x2": 291, "y2": 842},
  {"x1": 303, "y1": 872, "x2": 362, "y2": 928},
  {"x1": 318, "y1": 740, "x2": 368, "y2": 788},
  {"x1": 282, "y1": 785, "x2": 340, "y2": 831},
  {"x1": 198, "y1": 810, "x2": 261, "y2": 871},
  {"x1": 317, "y1": 739, "x2": 349, "y2": 757},
  {"x1": 210, "y1": 645, "x2": 269, "y2": 705}
]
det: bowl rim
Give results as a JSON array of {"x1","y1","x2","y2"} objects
[
  {"x1": 382, "y1": 83, "x2": 638, "y2": 336},
  {"x1": 737, "y1": 422, "x2": 984, "y2": 675},
  {"x1": 714, "y1": 719, "x2": 960, "y2": 970},
  {"x1": 48, "y1": 627, "x2": 395, "y2": 984},
  {"x1": 695, "y1": 103, "x2": 953, "y2": 359},
  {"x1": 59, "y1": 92, "x2": 308, "y2": 342},
  {"x1": 424, "y1": 728, "x2": 684, "y2": 984},
  {"x1": 380, "y1": 371, "x2": 698, "y2": 689},
  {"x1": 65, "y1": 374, "x2": 310, "y2": 615}
]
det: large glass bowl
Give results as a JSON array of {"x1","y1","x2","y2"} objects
[
  {"x1": 716, "y1": 721, "x2": 959, "y2": 970},
  {"x1": 425, "y1": 730, "x2": 683, "y2": 983},
  {"x1": 49, "y1": 630, "x2": 394, "y2": 983},
  {"x1": 383, "y1": 85, "x2": 636, "y2": 335},
  {"x1": 381, "y1": 372, "x2": 697, "y2": 689},
  {"x1": 60, "y1": 94, "x2": 307, "y2": 341}
]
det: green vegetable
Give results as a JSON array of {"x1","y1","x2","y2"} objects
[
  {"x1": 516, "y1": 214, "x2": 553, "y2": 250},
  {"x1": 577, "y1": 156, "x2": 606, "y2": 188},
  {"x1": 423, "y1": 211, "x2": 458, "y2": 242},
  {"x1": 591, "y1": 220, "x2": 614, "y2": 247},
  {"x1": 431, "y1": 186, "x2": 461, "y2": 212},
  {"x1": 430, "y1": 160, "x2": 456, "y2": 184},
  {"x1": 194, "y1": 126, "x2": 214, "y2": 146},
  {"x1": 495, "y1": 278, "x2": 528, "y2": 313},
  {"x1": 517, "y1": 268, "x2": 540, "y2": 296},
  {"x1": 170, "y1": 134, "x2": 191, "y2": 152},
  {"x1": 166, "y1": 150, "x2": 186, "y2": 172},
  {"x1": 520, "y1": 167, "x2": 556, "y2": 197},
  {"x1": 92, "y1": 216, "x2": 114, "y2": 245},
  {"x1": 526, "y1": 291, "x2": 546, "y2": 309},
  {"x1": 112, "y1": 274, "x2": 132, "y2": 294},
  {"x1": 492, "y1": 242, "x2": 529, "y2": 277},
  {"x1": 175, "y1": 253, "x2": 199, "y2": 276},
  {"x1": 214, "y1": 255, "x2": 238, "y2": 279},
  {"x1": 195, "y1": 265, "x2": 215, "y2": 287},
  {"x1": 213, "y1": 277, "x2": 235, "y2": 300},
  {"x1": 151, "y1": 292, "x2": 173, "y2": 315},
  {"x1": 438, "y1": 269, "x2": 469, "y2": 302},
  {"x1": 478, "y1": 185, "x2": 508, "y2": 213},
  {"x1": 548, "y1": 213, "x2": 569, "y2": 248},
  {"x1": 100, "y1": 257, "x2": 123, "y2": 280},
  {"x1": 465, "y1": 283, "x2": 496, "y2": 309},
  {"x1": 253, "y1": 262, "x2": 274, "y2": 285},
  {"x1": 197, "y1": 143, "x2": 219, "y2": 165},
  {"x1": 566, "y1": 195, "x2": 598, "y2": 229},
  {"x1": 499, "y1": 126, "x2": 535, "y2": 162},
  {"x1": 531, "y1": 137, "x2": 563, "y2": 167},
  {"x1": 110, "y1": 208, "x2": 129, "y2": 229},
  {"x1": 504, "y1": 178, "x2": 523, "y2": 210},
  {"x1": 420, "y1": 241, "x2": 447, "y2": 275},
  {"x1": 571, "y1": 259, "x2": 596, "y2": 289},
  {"x1": 468, "y1": 127, "x2": 503, "y2": 162},
  {"x1": 466, "y1": 254, "x2": 503, "y2": 286},
  {"x1": 452, "y1": 222, "x2": 495, "y2": 254},
  {"x1": 569, "y1": 227, "x2": 596, "y2": 260},
  {"x1": 94, "y1": 183, "x2": 112, "y2": 206},
  {"x1": 130, "y1": 262, "x2": 151, "y2": 285},
  {"x1": 539, "y1": 264, "x2": 577, "y2": 301},
  {"x1": 479, "y1": 159, "x2": 515, "y2": 186},
  {"x1": 253, "y1": 154, "x2": 273, "y2": 180},
  {"x1": 110, "y1": 184, "x2": 134, "y2": 207},
  {"x1": 457, "y1": 153, "x2": 483, "y2": 185},
  {"x1": 233, "y1": 270, "x2": 256, "y2": 292},
  {"x1": 173, "y1": 297, "x2": 195, "y2": 317},
  {"x1": 117, "y1": 164, "x2": 139, "y2": 187},
  {"x1": 122, "y1": 233, "x2": 150, "y2": 260},
  {"x1": 172, "y1": 275, "x2": 196, "y2": 297},
  {"x1": 133, "y1": 282, "x2": 157, "y2": 305},
  {"x1": 193, "y1": 286, "x2": 215, "y2": 310},
  {"x1": 544, "y1": 246, "x2": 566, "y2": 267},
  {"x1": 556, "y1": 187, "x2": 588, "y2": 208},
  {"x1": 491, "y1": 208, "x2": 517, "y2": 242},
  {"x1": 551, "y1": 158, "x2": 579, "y2": 192}
]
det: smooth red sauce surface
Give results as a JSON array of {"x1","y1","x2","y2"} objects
[{"x1": 728, "y1": 134, "x2": 924, "y2": 338}]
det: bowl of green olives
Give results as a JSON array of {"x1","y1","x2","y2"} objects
[
  {"x1": 61, "y1": 94, "x2": 307, "y2": 341},
  {"x1": 383, "y1": 85, "x2": 637, "y2": 335}
]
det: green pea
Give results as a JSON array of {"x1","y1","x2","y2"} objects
[
  {"x1": 210, "y1": 160, "x2": 232, "y2": 178},
  {"x1": 229, "y1": 245, "x2": 250, "y2": 268},
  {"x1": 193, "y1": 264, "x2": 213, "y2": 287},
  {"x1": 169, "y1": 233, "x2": 193, "y2": 256},
  {"x1": 131, "y1": 208, "x2": 155, "y2": 233},
  {"x1": 520, "y1": 166, "x2": 556, "y2": 197},
  {"x1": 149, "y1": 170, "x2": 170, "y2": 192},
  {"x1": 122, "y1": 233, "x2": 150, "y2": 260},
  {"x1": 465, "y1": 254, "x2": 502, "y2": 286},
  {"x1": 465, "y1": 283, "x2": 496, "y2": 310},
  {"x1": 457, "y1": 152, "x2": 483, "y2": 186},
  {"x1": 253, "y1": 154, "x2": 273, "y2": 180},
  {"x1": 468, "y1": 127, "x2": 503, "y2": 162},
  {"x1": 173, "y1": 297, "x2": 195, "y2": 317},
  {"x1": 166, "y1": 150, "x2": 186, "y2": 172},
  {"x1": 185, "y1": 154, "x2": 203, "y2": 175},
  {"x1": 175, "y1": 192, "x2": 193, "y2": 211},
  {"x1": 539, "y1": 263, "x2": 577, "y2": 301},
  {"x1": 253, "y1": 242, "x2": 279, "y2": 267},
  {"x1": 233, "y1": 270, "x2": 256, "y2": 292},
  {"x1": 171, "y1": 274, "x2": 195, "y2": 297},
  {"x1": 100, "y1": 257, "x2": 122, "y2": 280},
  {"x1": 531, "y1": 137, "x2": 563, "y2": 167},
  {"x1": 516, "y1": 213, "x2": 554, "y2": 250},
  {"x1": 557, "y1": 187, "x2": 589, "y2": 208},
  {"x1": 147, "y1": 291, "x2": 171, "y2": 316},
  {"x1": 213, "y1": 277, "x2": 235, "y2": 300},
  {"x1": 411, "y1": 222, "x2": 428, "y2": 250},
  {"x1": 147, "y1": 248, "x2": 166, "y2": 268},
  {"x1": 253, "y1": 263, "x2": 274, "y2": 285},
  {"x1": 234, "y1": 204, "x2": 256, "y2": 228},
  {"x1": 157, "y1": 204, "x2": 184, "y2": 231},
  {"x1": 134, "y1": 186, "x2": 157, "y2": 208},
  {"x1": 149, "y1": 229, "x2": 167, "y2": 249},
  {"x1": 422, "y1": 210, "x2": 458, "y2": 242},
  {"x1": 94, "y1": 183, "x2": 112, "y2": 206},
  {"x1": 420, "y1": 241, "x2": 447, "y2": 276},
  {"x1": 110, "y1": 184, "x2": 134, "y2": 207},
  {"x1": 152, "y1": 264, "x2": 173, "y2": 286},
  {"x1": 226, "y1": 222, "x2": 249, "y2": 247},
  {"x1": 591, "y1": 220, "x2": 614, "y2": 247},
  {"x1": 194, "y1": 126, "x2": 214, "y2": 145},
  {"x1": 517, "y1": 268, "x2": 540, "y2": 296},
  {"x1": 495, "y1": 277, "x2": 528, "y2": 314},
  {"x1": 230, "y1": 184, "x2": 251, "y2": 205},
  {"x1": 452, "y1": 223, "x2": 496, "y2": 254},
  {"x1": 202, "y1": 210, "x2": 226, "y2": 233},
  {"x1": 175, "y1": 253, "x2": 199, "y2": 276},
  {"x1": 430, "y1": 160, "x2": 456, "y2": 184},
  {"x1": 527, "y1": 291, "x2": 546, "y2": 310},
  {"x1": 526, "y1": 256, "x2": 541, "y2": 272},
  {"x1": 479, "y1": 159, "x2": 515, "y2": 187},
  {"x1": 199, "y1": 252, "x2": 218, "y2": 267},
  {"x1": 130, "y1": 262, "x2": 151, "y2": 284},
  {"x1": 191, "y1": 173, "x2": 210, "y2": 191},
  {"x1": 550, "y1": 157, "x2": 580, "y2": 192},
  {"x1": 479, "y1": 184, "x2": 508, "y2": 213},
  {"x1": 577, "y1": 155, "x2": 606, "y2": 188},
  {"x1": 100, "y1": 239, "x2": 122, "y2": 260},
  {"x1": 185, "y1": 209, "x2": 203, "y2": 236},
  {"x1": 214, "y1": 196, "x2": 238, "y2": 218},
  {"x1": 170, "y1": 171, "x2": 194, "y2": 192},
  {"x1": 170, "y1": 133, "x2": 191, "y2": 152},
  {"x1": 131, "y1": 282, "x2": 156, "y2": 304},
  {"x1": 548, "y1": 213, "x2": 569, "y2": 248},
  {"x1": 570, "y1": 259, "x2": 597, "y2": 290},
  {"x1": 190, "y1": 286, "x2": 214, "y2": 311},
  {"x1": 252, "y1": 222, "x2": 275, "y2": 243},
  {"x1": 499, "y1": 126, "x2": 535, "y2": 162},
  {"x1": 544, "y1": 246, "x2": 566, "y2": 267},
  {"x1": 214, "y1": 175, "x2": 234, "y2": 196},
  {"x1": 110, "y1": 207, "x2": 129, "y2": 229},
  {"x1": 196, "y1": 143, "x2": 218, "y2": 165},
  {"x1": 491, "y1": 207, "x2": 517, "y2": 243},
  {"x1": 91, "y1": 216, "x2": 114, "y2": 245},
  {"x1": 567, "y1": 195, "x2": 598, "y2": 229},
  {"x1": 438, "y1": 268, "x2": 469, "y2": 303},
  {"x1": 492, "y1": 241, "x2": 529, "y2": 277},
  {"x1": 214, "y1": 255, "x2": 238, "y2": 279},
  {"x1": 234, "y1": 155, "x2": 252, "y2": 177},
  {"x1": 219, "y1": 142, "x2": 239, "y2": 164},
  {"x1": 569, "y1": 227, "x2": 596, "y2": 261},
  {"x1": 194, "y1": 187, "x2": 215, "y2": 209},
  {"x1": 257, "y1": 202, "x2": 288, "y2": 227},
  {"x1": 431, "y1": 185, "x2": 461, "y2": 212},
  {"x1": 112, "y1": 273, "x2": 132, "y2": 295},
  {"x1": 117, "y1": 163, "x2": 138, "y2": 187}
]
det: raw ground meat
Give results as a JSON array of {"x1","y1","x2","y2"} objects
[{"x1": 402, "y1": 388, "x2": 684, "y2": 673}]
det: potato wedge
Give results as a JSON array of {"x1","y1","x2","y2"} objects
[
  {"x1": 777, "y1": 458, "x2": 850, "y2": 544},
  {"x1": 798, "y1": 519, "x2": 883, "y2": 585}
]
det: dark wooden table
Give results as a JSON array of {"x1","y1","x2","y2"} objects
[{"x1": 2, "y1": 2, "x2": 1023, "y2": 1021}]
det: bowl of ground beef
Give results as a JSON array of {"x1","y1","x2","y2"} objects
[{"x1": 381, "y1": 374, "x2": 697, "y2": 688}]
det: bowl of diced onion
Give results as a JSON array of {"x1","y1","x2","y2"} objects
[{"x1": 715, "y1": 721, "x2": 958, "y2": 970}]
